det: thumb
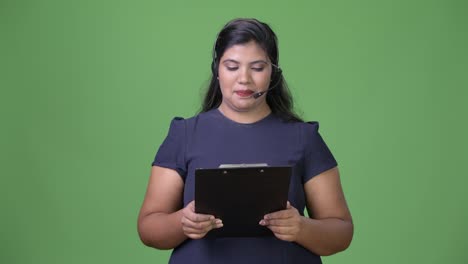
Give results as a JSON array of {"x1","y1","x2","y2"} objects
[{"x1": 189, "y1": 200, "x2": 196, "y2": 211}]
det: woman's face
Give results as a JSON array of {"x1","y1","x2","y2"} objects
[{"x1": 217, "y1": 40, "x2": 272, "y2": 113}]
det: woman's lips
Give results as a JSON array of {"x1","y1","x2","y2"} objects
[{"x1": 235, "y1": 90, "x2": 254, "y2": 97}]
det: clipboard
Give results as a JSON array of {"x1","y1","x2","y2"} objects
[{"x1": 195, "y1": 166, "x2": 291, "y2": 237}]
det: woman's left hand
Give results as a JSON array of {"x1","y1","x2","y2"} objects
[{"x1": 259, "y1": 201, "x2": 304, "y2": 242}]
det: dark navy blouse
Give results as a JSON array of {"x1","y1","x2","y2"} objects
[{"x1": 152, "y1": 109, "x2": 337, "y2": 264}]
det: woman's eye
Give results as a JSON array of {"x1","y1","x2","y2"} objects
[
  {"x1": 226, "y1": 67, "x2": 238, "y2": 71},
  {"x1": 252, "y1": 67, "x2": 264, "y2": 72}
]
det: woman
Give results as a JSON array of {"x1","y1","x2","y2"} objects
[{"x1": 138, "y1": 18, "x2": 353, "y2": 263}]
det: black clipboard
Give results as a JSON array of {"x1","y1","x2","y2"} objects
[{"x1": 195, "y1": 166, "x2": 291, "y2": 237}]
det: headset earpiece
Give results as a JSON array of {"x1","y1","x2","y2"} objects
[{"x1": 269, "y1": 64, "x2": 282, "y2": 88}]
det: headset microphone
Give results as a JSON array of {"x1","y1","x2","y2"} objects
[
  {"x1": 252, "y1": 65, "x2": 282, "y2": 99},
  {"x1": 252, "y1": 88, "x2": 273, "y2": 99}
]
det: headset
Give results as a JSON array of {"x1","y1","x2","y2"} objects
[
  {"x1": 210, "y1": 19, "x2": 284, "y2": 99},
  {"x1": 211, "y1": 37, "x2": 283, "y2": 99}
]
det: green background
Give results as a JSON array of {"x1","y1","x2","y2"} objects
[{"x1": 1, "y1": 0, "x2": 467, "y2": 263}]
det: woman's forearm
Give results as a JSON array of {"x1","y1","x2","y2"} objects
[
  {"x1": 138, "y1": 209, "x2": 187, "y2": 249},
  {"x1": 138, "y1": 208, "x2": 353, "y2": 254},
  {"x1": 296, "y1": 217, "x2": 354, "y2": 256}
]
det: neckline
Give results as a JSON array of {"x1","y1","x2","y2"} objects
[{"x1": 214, "y1": 108, "x2": 273, "y2": 126}]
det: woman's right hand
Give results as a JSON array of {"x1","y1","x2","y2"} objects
[{"x1": 181, "y1": 200, "x2": 223, "y2": 239}]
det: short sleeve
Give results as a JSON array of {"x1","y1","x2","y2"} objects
[
  {"x1": 302, "y1": 121, "x2": 338, "y2": 183},
  {"x1": 152, "y1": 117, "x2": 187, "y2": 180}
]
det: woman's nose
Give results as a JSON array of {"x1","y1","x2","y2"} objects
[{"x1": 237, "y1": 68, "x2": 251, "y2": 84}]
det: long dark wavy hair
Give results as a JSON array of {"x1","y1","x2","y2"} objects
[{"x1": 200, "y1": 18, "x2": 303, "y2": 122}]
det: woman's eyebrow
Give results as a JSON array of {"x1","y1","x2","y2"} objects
[
  {"x1": 249, "y1": 60, "x2": 269, "y2": 65},
  {"x1": 221, "y1": 59, "x2": 269, "y2": 65}
]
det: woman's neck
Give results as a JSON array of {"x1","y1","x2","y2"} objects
[{"x1": 218, "y1": 104, "x2": 271, "y2": 124}]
